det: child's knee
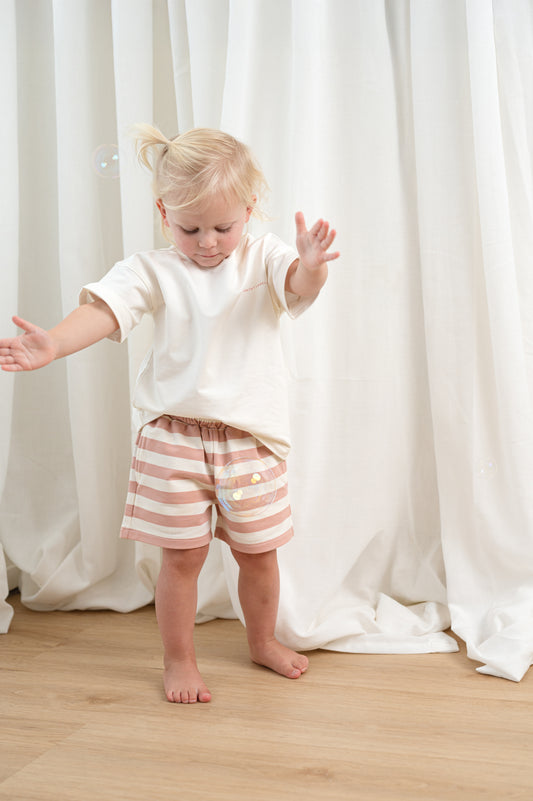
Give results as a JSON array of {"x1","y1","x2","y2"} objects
[
  {"x1": 162, "y1": 544, "x2": 209, "y2": 576},
  {"x1": 231, "y1": 547, "x2": 278, "y2": 573}
]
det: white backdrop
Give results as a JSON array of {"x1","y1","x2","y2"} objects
[{"x1": 1, "y1": 0, "x2": 533, "y2": 681}]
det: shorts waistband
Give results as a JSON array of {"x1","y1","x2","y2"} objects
[{"x1": 163, "y1": 415, "x2": 228, "y2": 430}]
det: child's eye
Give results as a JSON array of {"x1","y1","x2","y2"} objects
[
  {"x1": 180, "y1": 227, "x2": 198, "y2": 235},
  {"x1": 216, "y1": 226, "x2": 232, "y2": 233}
]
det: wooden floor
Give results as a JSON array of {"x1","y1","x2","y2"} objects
[{"x1": 1, "y1": 593, "x2": 533, "y2": 800}]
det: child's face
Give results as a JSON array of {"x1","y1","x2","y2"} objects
[{"x1": 157, "y1": 195, "x2": 253, "y2": 268}]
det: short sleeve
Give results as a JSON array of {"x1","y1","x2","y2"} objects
[
  {"x1": 79, "y1": 262, "x2": 154, "y2": 343},
  {"x1": 263, "y1": 234, "x2": 319, "y2": 319}
]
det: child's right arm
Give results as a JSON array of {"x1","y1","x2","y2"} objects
[{"x1": 0, "y1": 300, "x2": 119, "y2": 372}]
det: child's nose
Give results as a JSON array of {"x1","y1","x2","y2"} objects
[{"x1": 198, "y1": 230, "x2": 217, "y2": 248}]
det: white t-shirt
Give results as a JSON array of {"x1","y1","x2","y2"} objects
[{"x1": 80, "y1": 233, "x2": 316, "y2": 459}]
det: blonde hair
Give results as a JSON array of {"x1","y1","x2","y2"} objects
[{"x1": 132, "y1": 124, "x2": 269, "y2": 240}]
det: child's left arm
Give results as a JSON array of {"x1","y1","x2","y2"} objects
[{"x1": 285, "y1": 211, "x2": 340, "y2": 298}]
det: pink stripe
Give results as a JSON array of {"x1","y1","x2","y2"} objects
[
  {"x1": 221, "y1": 504, "x2": 292, "y2": 534},
  {"x1": 124, "y1": 503, "x2": 209, "y2": 529},
  {"x1": 215, "y1": 527, "x2": 294, "y2": 554},
  {"x1": 215, "y1": 460, "x2": 287, "y2": 483},
  {"x1": 138, "y1": 436, "x2": 206, "y2": 462},
  {"x1": 128, "y1": 481, "x2": 213, "y2": 505},
  {"x1": 132, "y1": 457, "x2": 286, "y2": 487},
  {"x1": 121, "y1": 527, "x2": 212, "y2": 550},
  {"x1": 211, "y1": 444, "x2": 278, "y2": 468},
  {"x1": 216, "y1": 481, "x2": 289, "y2": 511},
  {"x1": 132, "y1": 459, "x2": 212, "y2": 485}
]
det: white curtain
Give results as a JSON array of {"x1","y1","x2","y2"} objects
[{"x1": 1, "y1": 0, "x2": 533, "y2": 682}]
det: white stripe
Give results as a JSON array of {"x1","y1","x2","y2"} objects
[
  {"x1": 126, "y1": 492, "x2": 207, "y2": 517},
  {"x1": 124, "y1": 518, "x2": 211, "y2": 539}
]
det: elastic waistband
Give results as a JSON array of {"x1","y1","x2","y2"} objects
[{"x1": 163, "y1": 415, "x2": 227, "y2": 430}]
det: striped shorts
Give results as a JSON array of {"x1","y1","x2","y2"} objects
[{"x1": 120, "y1": 416, "x2": 293, "y2": 554}]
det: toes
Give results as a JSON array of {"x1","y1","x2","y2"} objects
[
  {"x1": 290, "y1": 654, "x2": 309, "y2": 679},
  {"x1": 166, "y1": 688, "x2": 193, "y2": 703},
  {"x1": 166, "y1": 687, "x2": 211, "y2": 703},
  {"x1": 285, "y1": 661, "x2": 303, "y2": 679},
  {"x1": 287, "y1": 667, "x2": 302, "y2": 679},
  {"x1": 183, "y1": 688, "x2": 200, "y2": 703},
  {"x1": 297, "y1": 655, "x2": 309, "y2": 672},
  {"x1": 288, "y1": 655, "x2": 309, "y2": 678}
]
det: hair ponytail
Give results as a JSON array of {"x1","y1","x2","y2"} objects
[{"x1": 131, "y1": 123, "x2": 173, "y2": 173}]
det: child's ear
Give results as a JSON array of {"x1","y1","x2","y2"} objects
[
  {"x1": 156, "y1": 199, "x2": 169, "y2": 225},
  {"x1": 245, "y1": 194, "x2": 257, "y2": 221}
]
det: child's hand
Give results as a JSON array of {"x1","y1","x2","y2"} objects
[
  {"x1": 0, "y1": 316, "x2": 57, "y2": 372},
  {"x1": 295, "y1": 211, "x2": 340, "y2": 272}
]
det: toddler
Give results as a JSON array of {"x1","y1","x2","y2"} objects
[{"x1": 0, "y1": 126, "x2": 339, "y2": 703}]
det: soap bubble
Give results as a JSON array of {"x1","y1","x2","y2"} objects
[
  {"x1": 478, "y1": 458, "x2": 498, "y2": 479},
  {"x1": 216, "y1": 457, "x2": 278, "y2": 515},
  {"x1": 92, "y1": 144, "x2": 119, "y2": 178}
]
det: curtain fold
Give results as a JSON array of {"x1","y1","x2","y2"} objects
[
  {"x1": 1, "y1": 0, "x2": 532, "y2": 680},
  {"x1": 409, "y1": 0, "x2": 533, "y2": 680},
  {"x1": 0, "y1": 0, "x2": 18, "y2": 628}
]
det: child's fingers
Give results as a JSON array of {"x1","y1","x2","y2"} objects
[
  {"x1": 0, "y1": 340, "x2": 19, "y2": 353},
  {"x1": 12, "y1": 315, "x2": 37, "y2": 334},
  {"x1": 313, "y1": 219, "x2": 338, "y2": 243},
  {"x1": 321, "y1": 228, "x2": 337, "y2": 249},
  {"x1": 0, "y1": 345, "x2": 24, "y2": 370},
  {"x1": 294, "y1": 211, "x2": 308, "y2": 234},
  {"x1": 296, "y1": 213, "x2": 339, "y2": 260},
  {"x1": 1, "y1": 362, "x2": 24, "y2": 372},
  {"x1": 309, "y1": 218, "x2": 325, "y2": 237}
]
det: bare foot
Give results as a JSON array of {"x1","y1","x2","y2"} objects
[
  {"x1": 250, "y1": 639, "x2": 309, "y2": 679},
  {"x1": 163, "y1": 659, "x2": 212, "y2": 704}
]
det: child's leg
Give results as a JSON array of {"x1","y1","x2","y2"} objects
[
  {"x1": 230, "y1": 548, "x2": 309, "y2": 679},
  {"x1": 155, "y1": 545, "x2": 211, "y2": 703}
]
